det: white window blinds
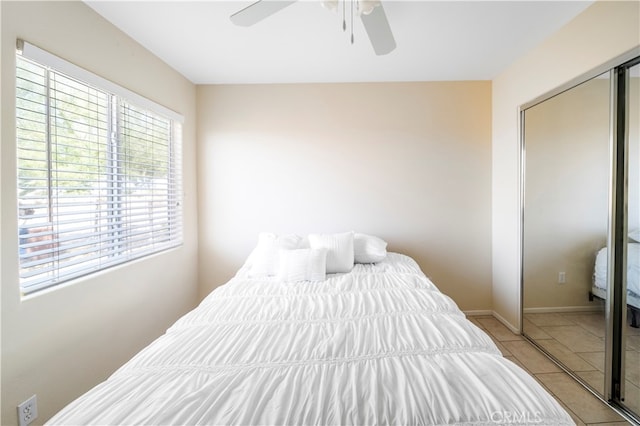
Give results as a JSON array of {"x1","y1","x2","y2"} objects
[{"x1": 16, "y1": 42, "x2": 183, "y2": 295}]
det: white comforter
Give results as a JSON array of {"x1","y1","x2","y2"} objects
[{"x1": 48, "y1": 253, "x2": 573, "y2": 425}]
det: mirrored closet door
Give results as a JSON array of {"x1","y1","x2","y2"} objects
[
  {"x1": 522, "y1": 55, "x2": 640, "y2": 423},
  {"x1": 617, "y1": 59, "x2": 640, "y2": 419},
  {"x1": 522, "y1": 69, "x2": 610, "y2": 396}
]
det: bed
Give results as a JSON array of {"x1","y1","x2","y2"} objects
[
  {"x1": 591, "y1": 243, "x2": 640, "y2": 328},
  {"x1": 47, "y1": 233, "x2": 574, "y2": 425}
]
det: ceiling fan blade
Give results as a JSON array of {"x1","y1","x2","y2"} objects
[
  {"x1": 360, "y1": 3, "x2": 396, "y2": 56},
  {"x1": 230, "y1": 0, "x2": 297, "y2": 27}
]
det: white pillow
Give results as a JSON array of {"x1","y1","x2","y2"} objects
[
  {"x1": 354, "y1": 233, "x2": 387, "y2": 263},
  {"x1": 277, "y1": 248, "x2": 327, "y2": 282},
  {"x1": 630, "y1": 229, "x2": 640, "y2": 243},
  {"x1": 308, "y1": 232, "x2": 354, "y2": 273},
  {"x1": 249, "y1": 233, "x2": 303, "y2": 277}
]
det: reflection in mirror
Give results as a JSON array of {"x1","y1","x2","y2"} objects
[
  {"x1": 522, "y1": 71, "x2": 610, "y2": 397},
  {"x1": 623, "y1": 62, "x2": 640, "y2": 418}
]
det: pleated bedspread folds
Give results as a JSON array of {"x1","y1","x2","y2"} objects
[{"x1": 47, "y1": 253, "x2": 574, "y2": 426}]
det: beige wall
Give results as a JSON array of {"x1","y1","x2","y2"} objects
[
  {"x1": 0, "y1": 2, "x2": 198, "y2": 425},
  {"x1": 197, "y1": 82, "x2": 493, "y2": 312},
  {"x1": 492, "y1": 0, "x2": 640, "y2": 328}
]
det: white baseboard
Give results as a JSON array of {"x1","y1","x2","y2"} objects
[
  {"x1": 463, "y1": 310, "x2": 493, "y2": 317},
  {"x1": 492, "y1": 310, "x2": 520, "y2": 334},
  {"x1": 523, "y1": 306, "x2": 603, "y2": 314},
  {"x1": 463, "y1": 307, "x2": 602, "y2": 335},
  {"x1": 462, "y1": 309, "x2": 520, "y2": 334}
]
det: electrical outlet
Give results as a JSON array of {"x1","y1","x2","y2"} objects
[
  {"x1": 558, "y1": 272, "x2": 566, "y2": 284},
  {"x1": 17, "y1": 395, "x2": 38, "y2": 426}
]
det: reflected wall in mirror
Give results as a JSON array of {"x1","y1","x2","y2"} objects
[{"x1": 522, "y1": 71, "x2": 611, "y2": 397}]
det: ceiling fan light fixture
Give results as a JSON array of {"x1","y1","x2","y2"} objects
[
  {"x1": 358, "y1": 0, "x2": 381, "y2": 15},
  {"x1": 321, "y1": 0, "x2": 339, "y2": 13},
  {"x1": 321, "y1": 0, "x2": 380, "y2": 16},
  {"x1": 230, "y1": 0, "x2": 395, "y2": 55}
]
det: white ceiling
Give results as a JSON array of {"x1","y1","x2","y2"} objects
[{"x1": 84, "y1": 0, "x2": 594, "y2": 85}]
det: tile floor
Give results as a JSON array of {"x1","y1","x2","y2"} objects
[
  {"x1": 468, "y1": 315, "x2": 635, "y2": 425},
  {"x1": 524, "y1": 311, "x2": 640, "y2": 419}
]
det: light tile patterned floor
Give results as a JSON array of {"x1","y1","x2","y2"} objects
[
  {"x1": 469, "y1": 315, "x2": 634, "y2": 425},
  {"x1": 525, "y1": 311, "x2": 640, "y2": 419}
]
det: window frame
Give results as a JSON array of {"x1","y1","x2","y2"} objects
[{"x1": 16, "y1": 40, "x2": 184, "y2": 295}]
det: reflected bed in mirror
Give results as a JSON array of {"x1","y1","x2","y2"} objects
[{"x1": 590, "y1": 240, "x2": 640, "y2": 328}]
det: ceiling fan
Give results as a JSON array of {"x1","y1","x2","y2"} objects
[{"x1": 230, "y1": 0, "x2": 396, "y2": 56}]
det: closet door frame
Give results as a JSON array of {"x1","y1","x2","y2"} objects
[
  {"x1": 607, "y1": 55, "x2": 640, "y2": 421},
  {"x1": 519, "y1": 48, "x2": 640, "y2": 424}
]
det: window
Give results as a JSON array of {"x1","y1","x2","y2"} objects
[{"x1": 16, "y1": 41, "x2": 183, "y2": 295}]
